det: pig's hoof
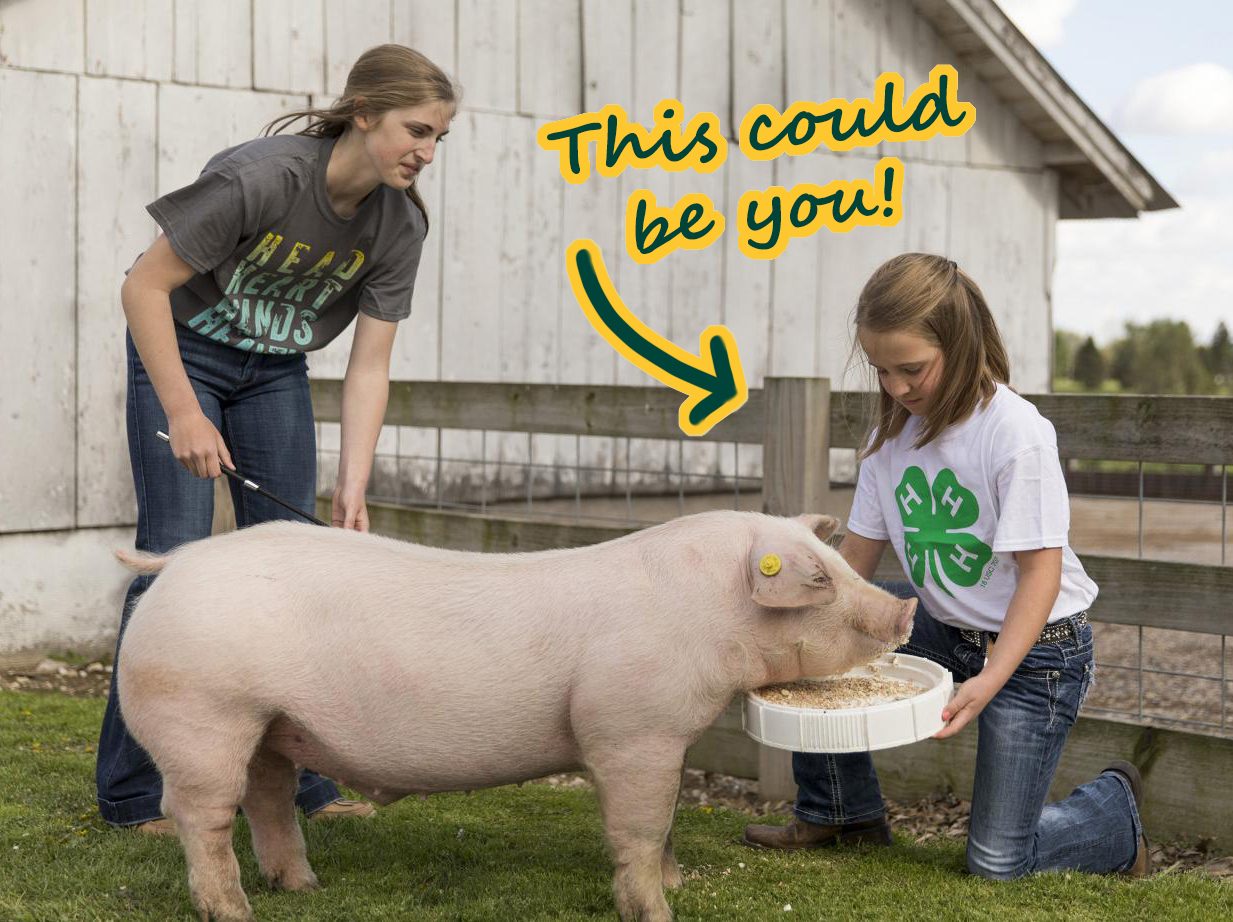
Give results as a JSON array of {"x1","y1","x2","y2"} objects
[
  {"x1": 194, "y1": 898, "x2": 255, "y2": 922},
  {"x1": 615, "y1": 891, "x2": 673, "y2": 922},
  {"x1": 266, "y1": 867, "x2": 320, "y2": 892}
]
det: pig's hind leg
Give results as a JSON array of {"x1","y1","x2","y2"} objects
[
  {"x1": 155, "y1": 713, "x2": 267, "y2": 922},
  {"x1": 241, "y1": 745, "x2": 319, "y2": 893},
  {"x1": 660, "y1": 764, "x2": 686, "y2": 890},
  {"x1": 587, "y1": 738, "x2": 687, "y2": 922}
]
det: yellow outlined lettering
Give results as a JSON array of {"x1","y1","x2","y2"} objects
[
  {"x1": 738, "y1": 157, "x2": 904, "y2": 260},
  {"x1": 625, "y1": 191, "x2": 726, "y2": 264},
  {"x1": 739, "y1": 66, "x2": 974, "y2": 158},
  {"x1": 537, "y1": 99, "x2": 728, "y2": 184}
]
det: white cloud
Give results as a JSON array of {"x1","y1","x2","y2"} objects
[
  {"x1": 999, "y1": 0, "x2": 1078, "y2": 48},
  {"x1": 1053, "y1": 188, "x2": 1233, "y2": 345},
  {"x1": 1173, "y1": 147, "x2": 1233, "y2": 196},
  {"x1": 1116, "y1": 63, "x2": 1233, "y2": 135}
]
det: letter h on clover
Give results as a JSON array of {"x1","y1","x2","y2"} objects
[{"x1": 896, "y1": 466, "x2": 992, "y2": 597}]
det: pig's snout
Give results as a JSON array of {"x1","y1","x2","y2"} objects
[
  {"x1": 865, "y1": 596, "x2": 916, "y2": 644},
  {"x1": 894, "y1": 597, "x2": 917, "y2": 642}
]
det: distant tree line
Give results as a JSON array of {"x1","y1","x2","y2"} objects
[{"x1": 1053, "y1": 321, "x2": 1233, "y2": 394}]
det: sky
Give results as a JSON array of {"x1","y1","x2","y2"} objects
[{"x1": 999, "y1": 0, "x2": 1233, "y2": 346}]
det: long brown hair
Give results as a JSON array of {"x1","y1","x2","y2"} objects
[
  {"x1": 855, "y1": 253, "x2": 1010, "y2": 458},
  {"x1": 264, "y1": 44, "x2": 459, "y2": 232}
]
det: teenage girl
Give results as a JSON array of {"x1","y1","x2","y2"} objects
[
  {"x1": 744, "y1": 253, "x2": 1148, "y2": 878},
  {"x1": 96, "y1": 45, "x2": 458, "y2": 833}
]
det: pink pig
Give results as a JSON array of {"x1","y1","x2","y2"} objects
[{"x1": 115, "y1": 510, "x2": 914, "y2": 922}]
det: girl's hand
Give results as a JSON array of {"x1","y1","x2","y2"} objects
[
  {"x1": 331, "y1": 483, "x2": 370, "y2": 532},
  {"x1": 933, "y1": 673, "x2": 1000, "y2": 739},
  {"x1": 168, "y1": 411, "x2": 234, "y2": 479}
]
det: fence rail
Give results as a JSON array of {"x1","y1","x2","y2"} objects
[{"x1": 312, "y1": 380, "x2": 1233, "y2": 462}]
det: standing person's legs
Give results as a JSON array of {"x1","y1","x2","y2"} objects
[
  {"x1": 97, "y1": 329, "x2": 233, "y2": 826},
  {"x1": 221, "y1": 349, "x2": 341, "y2": 816},
  {"x1": 965, "y1": 621, "x2": 1141, "y2": 877},
  {"x1": 745, "y1": 582, "x2": 984, "y2": 846}
]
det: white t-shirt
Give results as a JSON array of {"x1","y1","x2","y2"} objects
[{"x1": 847, "y1": 383, "x2": 1098, "y2": 633}]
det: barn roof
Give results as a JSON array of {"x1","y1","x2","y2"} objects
[{"x1": 915, "y1": 0, "x2": 1177, "y2": 218}]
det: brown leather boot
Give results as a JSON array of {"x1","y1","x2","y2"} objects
[
  {"x1": 1105, "y1": 760, "x2": 1151, "y2": 878},
  {"x1": 306, "y1": 798, "x2": 376, "y2": 821},
  {"x1": 742, "y1": 816, "x2": 892, "y2": 850},
  {"x1": 130, "y1": 816, "x2": 177, "y2": 837}
]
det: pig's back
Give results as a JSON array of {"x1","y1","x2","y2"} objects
[{"x1": 119, "y1": 522, "x2": 651, "y2": 750}]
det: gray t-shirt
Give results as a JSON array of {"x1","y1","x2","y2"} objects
[{"x1": 148, "y1": 134, "x2": 424, "y2": 353}]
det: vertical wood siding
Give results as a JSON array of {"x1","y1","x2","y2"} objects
[{"x1": 0, "y1": 0, "x2": 1057, "y2": 536}]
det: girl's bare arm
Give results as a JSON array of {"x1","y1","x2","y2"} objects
[
  {"x1": 122, "y1": 234, "x2": 234, "y2": 478},
  {"x1": 838, "y1": 530, "x2": 888, "y2": 582},
  {"x1": 333, "y1": 312, "x2": 399, "y2": 530}
]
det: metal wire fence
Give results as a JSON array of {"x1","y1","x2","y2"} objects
[
  {"x1": 317, "y1": 420, "x2": 1231, "y2": 740},
  {"x1": 1079, "y1": 462, "x2": 1230, "y2": 737}
]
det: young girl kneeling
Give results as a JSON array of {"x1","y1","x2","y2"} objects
[{"x1": 744, "y1": 253, "x2": 1147, "y2": 879}]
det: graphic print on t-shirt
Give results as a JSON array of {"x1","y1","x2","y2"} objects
[
  {"x1": 185, "y1": 232, "x2": 366, "y2": 353},
  {"x1": 896, "y1": 466, "x2": 993, "y2": 598}
]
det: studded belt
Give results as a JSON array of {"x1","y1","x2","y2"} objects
[{"x1": 959, "y1": 611, "x2": 1088, "y2": 649}]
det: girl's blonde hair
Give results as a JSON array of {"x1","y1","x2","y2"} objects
[
  {"x1": 856, "y1": 252, "x2": 1010, "y2": 458},
  {"x1": 264, "y1": 44, "x2": 459, "y2": 232}
]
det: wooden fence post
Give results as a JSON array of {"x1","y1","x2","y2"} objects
[{"x1": 759, "y1": 377, "x2": 832, "y2": 801}]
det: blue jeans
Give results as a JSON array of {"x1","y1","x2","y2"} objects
[
  {"x1": 96, "y1": 324, "x2": 340, "y2": 826},
  {"x1": 792, "y1": 583, "x2": 1142, "y2": 878}
]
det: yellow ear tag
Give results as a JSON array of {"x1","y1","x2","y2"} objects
[{"x1": 759, "y1": 553, "x2": 782, "y2": 576}]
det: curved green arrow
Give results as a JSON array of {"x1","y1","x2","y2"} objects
[{"x1": 566, "y1": 240, "x2": 747, "y2": 436}]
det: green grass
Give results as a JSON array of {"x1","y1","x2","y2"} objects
[
  {"x1": 1052, "y1": 376, "x2": 1125, "y2": 394},
  {"x1": 2, "y1": 691, "x2": 1230, "y2": 922},
  {"x1": 1052, "y1": 377, "x2": 1233, "y2": 397}
]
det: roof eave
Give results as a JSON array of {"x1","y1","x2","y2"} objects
[{"x1": 912, "y1": 0, "x2": 1178, "y2": 219}]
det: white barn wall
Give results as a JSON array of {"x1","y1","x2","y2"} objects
[
  {"x1": 950, "y1": 168, "x2": 1051, "y2": 389},
  {"x1": 87, "y1": 0, "x2": 174, "y2": 81},
  {"x1": 0, "y1": 0, "x2": 1064, "y2": 652},
  {"x1": 582, "y1": 0, "x2": 633, "y2": 114},
  {"x1": 77, "y1": 77, "x2": 159, "y2": 528},
  {"x1": 0, "y1": 528, "x2": 132, "y2": 656},
  {"x1": 174, "y1": 0, "x2": 254, "y2": 89},
  {"x1": 324, "y1": 0, "x2": 394, "y2": 97},
  {"x1": 519, "y1": 0, "x2": 582, "y2": 120},
  {"x1": 680, "y1": 0, "x2": 731, "y2": 131},
  {"x1": 456, "y1": 0, "x2": 516, "y2": 113},
  {"x1": 632, "y1": 0, "x2": 678, "y2": 120},
  {"x1": 0, "y1": 69, "x2": 77, "y2": 533},
  {"x1": 254, "y1": 0, "x2": 327, "y2": 96},
  {"x1": 734, "y1": 0, "x2": 784, "y2": 122},
  {"x1": 0, "y1": 0, "x2": 84, "y2": 71},
  {"x1": 393, "y1": 0, "x2": 455, "y2": 76}
]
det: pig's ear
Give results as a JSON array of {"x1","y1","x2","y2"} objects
[
  {"x1": 750, "y1": 547, "x2": 838, "y2": 608},
  {"x1": 794, "y1": 514, "x2": 840, "y2": 542}
]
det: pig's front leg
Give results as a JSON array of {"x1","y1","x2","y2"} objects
[{"x1": 586, "y1": 737, "x2": 687, "y2": 922}]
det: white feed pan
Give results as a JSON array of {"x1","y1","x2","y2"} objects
[{"x1": 744, "y1": 653, "x2": 955, "y2": 753}]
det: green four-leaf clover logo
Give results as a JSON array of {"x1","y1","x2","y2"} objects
[{"x1": 895, "y1": 466, "x2": 992, "y2": 597}]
